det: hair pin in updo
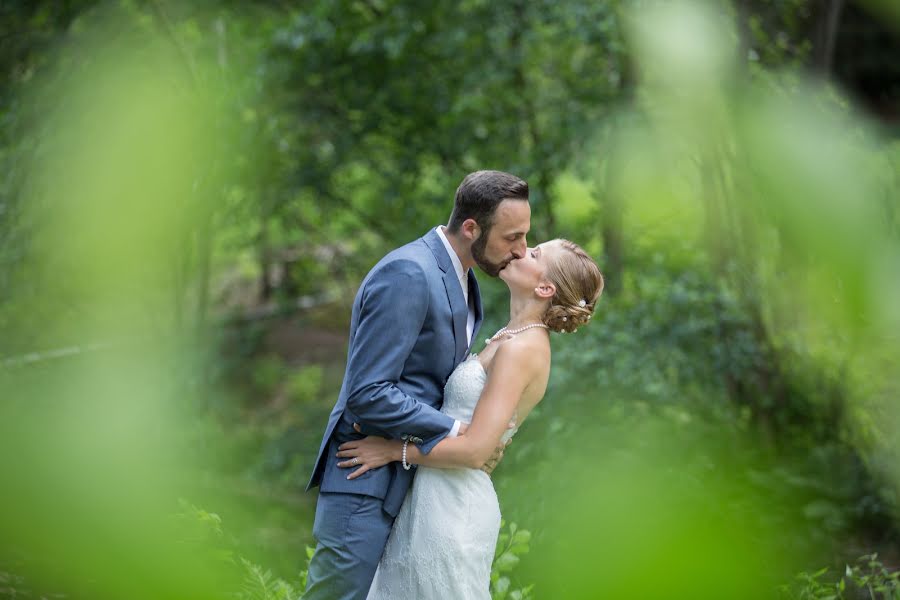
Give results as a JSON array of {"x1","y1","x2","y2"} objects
[{"x1": 578, "y1": 299, "x2": 587, "y2": 307}]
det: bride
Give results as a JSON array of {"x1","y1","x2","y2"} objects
[{"x1": 335, "y1": 238, "x2": 604, "y2": 599}]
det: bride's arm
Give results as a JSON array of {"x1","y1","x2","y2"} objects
[
  {"x1": 406, "y1": 342, "x2": 537, "y2": 469},
  {"x1": 337, "y1": 342, "x2": 540, "y2": 477}
]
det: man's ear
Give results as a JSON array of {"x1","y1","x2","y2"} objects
[
  {"x1": 461, "y1": 218, "x2": 480, "y2": 241},
  {"x1": 534, "y1": 281, "x2": 556, "y2": 299}
]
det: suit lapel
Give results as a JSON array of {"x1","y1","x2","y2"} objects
[
  {"x1": 443, "y1": 270, "x2": 469, "y2": 365},
  {"x1": 425, "y1": 228, "x2": 470, "y2": 366}
]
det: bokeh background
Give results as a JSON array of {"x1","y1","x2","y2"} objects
[{"x1": 1, "y1": 1, "x2": 899, "y2": 598}]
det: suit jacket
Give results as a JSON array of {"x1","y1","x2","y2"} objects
[{"x1": 307, "y1": 228, "x2": 484, "y2": 516}]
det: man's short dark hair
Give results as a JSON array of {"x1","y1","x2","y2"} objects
[{"x1": 447, "y1": 170, "x2": 529, "y2": 234}]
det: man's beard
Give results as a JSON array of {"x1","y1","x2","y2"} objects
[{"x1": 471, "y1": 233, "x2": 509, "y2": 277}]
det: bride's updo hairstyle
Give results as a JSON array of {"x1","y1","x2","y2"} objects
[{"x1": 542, "y1": 240, "x2": 604, "y2": 333}]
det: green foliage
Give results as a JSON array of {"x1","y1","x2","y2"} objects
[
  {"x1": 2, "y1": 1, "x2": 899, "y2": 598},
  {"x1": 178, "y1": 502, "x2": 536, "y2": 600},
  {"x1": 286, "y1": 365, "x2": 324, "y2": 406},
  {"x1": 782, "y1": 554, "x2": 900, "y2": 600},
  {"x1": 263, "y1": 0, "x2": 621, "y2": 245},
  {"x1": 251, "y1": 355, "x2": 287, "y2": 395},
  {"x1": 177, "y1": 499, "x2": 533, "y2": 600},
  {"x1": 175, "y1": 499, "x2": 235, "y2": 565},
  {"x1": 491, "y1": 520, "x2": 534, "y2": 600},
  {"x1": 177, "y1": 499, "x2": 310, "y2": 600},
  {"x1": 494, "y1": 257, "x2": 897, "y2": 593},
  {"x1": 0, "y1": 553, "x2": 68, "y2": 600},
  {"x1": 238, "y1": 558, "x2": 301, "y2": 600}
]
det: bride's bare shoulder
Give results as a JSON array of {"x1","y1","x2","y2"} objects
[{"x1": 492, "y1": 331, "x2": 550, "y2": 370}]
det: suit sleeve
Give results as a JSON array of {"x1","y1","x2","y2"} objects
[{"x1": 344, "y1": 258, "x2": 455, "y2": 454}]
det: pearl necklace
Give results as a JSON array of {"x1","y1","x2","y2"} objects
[{"x1": 485, "y1": 322, "x2": 549, "y2": 345}]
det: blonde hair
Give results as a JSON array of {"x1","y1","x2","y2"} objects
[{"x1": 542, "y1": 240, "x2": 604, "y2": 333}]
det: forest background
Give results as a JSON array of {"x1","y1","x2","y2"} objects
[{"x1": 2, "y1": 0, "x2": 900, "y2": 598}]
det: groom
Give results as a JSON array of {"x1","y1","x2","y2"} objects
[{"x1": 304, "y1": 170, "x2": 531, "y2": 600}]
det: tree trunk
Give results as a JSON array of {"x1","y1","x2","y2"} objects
[
  {"x1": 194, "y1": 207, "x2": 213, "y2": 334},
  {"x1": 599, "y1": 120, "x2": 626, "y2": 296},
  {"x1": 257, "y1": 193, "x2": 274, "y2": 303},
  {"x1": 734, "y1": 0, "x2": 753, "y2": 75},
  {"x1": 811, "y1": 0, "x2": 845, "y2": 74},
  {"x1": 597, "y1": 31, "x2": 634, "y2": 296},
  {"x1": 510, "y1": 0, "x2": 554, "y2": 237},
  {"x1": 599, "y1": 184, "x2": 624, "y2": 296}
]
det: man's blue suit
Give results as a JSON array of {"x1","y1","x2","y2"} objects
[{"x1": 304, "y1": 228, "x2": 483, "y2": 600}]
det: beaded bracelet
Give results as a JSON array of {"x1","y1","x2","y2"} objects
[{"x1": 401, "y1": 439, "x2": 412, "y2": 470}]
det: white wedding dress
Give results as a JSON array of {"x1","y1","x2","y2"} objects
[{"x1": 366, "y1": 355, "x2": 517, "y2": 599}]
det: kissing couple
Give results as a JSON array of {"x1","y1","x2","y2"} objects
[{"x1": 304, "y1": 170, "x2": 604, "y2": 599}]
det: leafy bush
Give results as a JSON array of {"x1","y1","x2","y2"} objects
[
  {"x1": 492, "y1": 521, "x2": 534, "y2": 600},
  {"x1": 252, "y1": 355, "x2": 286, "y2": 395},
  {"x1": 491, "y1": 259, "x2": 897, "y2": 591},
  {"x1": 176, "y1": 499, "x2": 309, "y2": 600},
  {"x1": 781, "y1": 554, "x2": 900, "y2": 599},
  {"x1": 286, "y1": 365, "x2": 323, "y2": 405},
  {"x1": 177, "y1": 500, "x2": 533, "y2": 600},
  {"x1": 238, "y1": 548, "x2": 313, "y2": 600}
]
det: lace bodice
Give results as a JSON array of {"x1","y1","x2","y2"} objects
[
  {"x1": 441, "y1": 355, "x2": 518, "y2": 443},
  {"x1": 440, "y1": 355, "x2": 485, "y2": 422}
]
